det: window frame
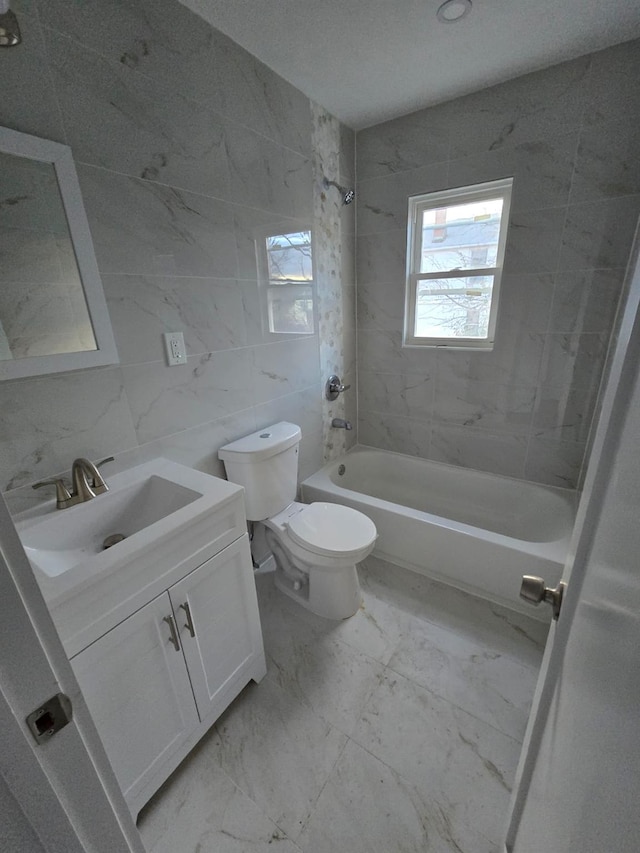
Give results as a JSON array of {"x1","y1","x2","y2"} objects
[{"x1": 403, "y1": 177, "x2": 513, "y2": 349}]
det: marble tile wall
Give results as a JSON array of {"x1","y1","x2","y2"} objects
[
  {"x1": 311, "y1": 103, "x2": 357, "y2": 461},
  {"x1": 356, "y1": 39, "x2": 640, "y2": 488},
  {"x1": 0, "y1": 0, "x2": 355, "y2": 510}
]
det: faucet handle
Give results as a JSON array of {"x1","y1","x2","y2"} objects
[
  {"x1": 96, "y1": 456, "x2": 115, "y2": 469},
  {"x1": 32, "y1": 478, "x2": 74, "y2": 510}
]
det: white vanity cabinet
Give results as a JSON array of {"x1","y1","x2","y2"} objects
[{"x1": 70, "y1": 534, "x2": 266, "y2": 817}]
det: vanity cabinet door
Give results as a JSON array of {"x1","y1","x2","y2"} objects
[
  {"x1": 70, "y1": 592, "x2": 199, "y2": 806},
  {"x1": 169, "y1": 534, "x2": 265, "y2": 725}
]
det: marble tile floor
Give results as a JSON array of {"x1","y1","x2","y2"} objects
[{"x1": 137, "y1": 555, "x2": 549, "y2": 853}]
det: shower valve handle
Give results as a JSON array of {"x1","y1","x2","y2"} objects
[{"x1": 325, "y1": 375, "x2": 351, "y2": 400}]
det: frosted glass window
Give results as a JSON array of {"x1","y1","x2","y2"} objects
[{"x1": 404, "y1": 179, "x2": 512, "y2": 349}]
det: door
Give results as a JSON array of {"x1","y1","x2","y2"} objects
[
  {"x1": 506, "y1": 233, "x2": 640, "y2": 851},
  {"x1": 71, "y1": 592, "x2": 199, "y2": 806},
  {"x1": 0, "y1": 492, "x2": 144, "y2": 853},
  {"x1": 169, "y1": 534, "x2": 264, "y2": 724}
]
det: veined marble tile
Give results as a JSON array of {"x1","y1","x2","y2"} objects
[
  {"x1": 503, "y1": 207, "x2": 566, "y2": 275},
  {"x1": 358, "y1": 557, "x2": 548, "y2": 669},
  {"x1": 498, "y1": 272, "x2": 554, "y2": 335},
  {"x1": 532, "y1": 383, "x2": 599, "y2": 443},
  {"x1": 584, "y1": 40, "x2": 640, "y2": 127},
  {"x1": 114, "y1": 408, "x2": 258, "y2": 482},
  {"x1": 0, "y1": 11, "x2": 66, "y2": 142},
  {"x1": 40, "y1": 0, "x2": 312, "y2": 156},
  {"x1": 250, "y1": 337, "x2": 320, "y2": 405},
  {"x1": 358, "y1": 370, "x2": 434, "y2": 420},
  {"x1": 386, "y1": 611, "x2": 539, "y2": 741},
  {"x1": 355, "y1": 104, "x2": 451, "y2": 180},
  {"x1": 103, "y1": 274, "x2": 247, "y2": 364},
  {"x1": 358, "y1": 329, "x2": 437, "y2": 376},
  {"x1": 0, "y1": 367, "x2": 137, "y2": 492},
  {"x1": 572, "y1": 120, "x2": 640, "y2": 202},
  {"x1": 538, "y1": 333, "x2": 608, "y2": 390},
  {"x1": 358, "y1": 410, "x2": 431, "y2": 458},
  {"x1": 448, "y1": 131, "x2": 577, "y2": 213},
  {"x1": 297, "y1": 738, "x2": 497, "y2": 853},
  {"x1": 138, "y1": 729, "x2": 302, "y2": 853},
  {"x1": 524, "y1": 435, "x2": 586, "y2": 489},
  {"x1": 447, "y1": 55, "x2": 591, "y2": 158},
  {"x1": 356, "y1": 280, "x2": 405, "y2": 331},
  {"x1": 356, "y1": 162, "x2": 449, "y2": 236},
  {"x1": 560, "y1": 195, "x2": 640, "y2": 271},
  {"x1": 259, "y1": 598, "x2": 384, "y2": 737},
  {"x1": 253, "y1": 384, "x2": 322, "y2": 441},
  {"x1": 204, "y1": 28, "x2": 312, "y2": 157},
  {"x1": 429, "y1": 424, "x2": 528, "y2": 480},
  {"x1": 47, "y1": 31, "x2": 235, "y2": 200},
  {"x1": 122, "y1": 348, "x2": 254, "y2": 443},
  {"x1": 212, "y1": 677, "x2": 347, "y2": 839},
  {"x1": 339, "y1": 123, "x2": 356, "y2": 184},
  {"x1": 549, "y1": 269, "x2": 624, "y2": 334},
  {"x1": 254, "y1": 570, "x2": 403, "y2": 669},
  {"x1": 225, "y1": 124, "x2": 312, "y2": 220},
  {"x1": 433, "y1": 379, "x2": 536, "y2": 435},
  {"x1": 435, "y1": 330, "x2": 545, "y2": 387},
  {"x1": 356, "y1": 229, "x2": 407, "y2": 285},
  {"x1": 352, "y1": 671, "x2": 523, "y2": 846},
  {"x1": 78, "y1": 165, "x2": 238, "y2": 278},
  {"x1": 299, "y1": 428, "x2": 325, "y2": 481}
]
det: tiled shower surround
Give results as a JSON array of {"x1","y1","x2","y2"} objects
[
  {"x1": 0, "y1": 0, "x2": 355, "y2": 506},
  {"x1": 356, "y1": 39, "x2": 640, "y2": 488}
]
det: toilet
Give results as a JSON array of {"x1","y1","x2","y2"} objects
[{"x1": 218, "y1": 422, "x2": 377, "y2": 619}]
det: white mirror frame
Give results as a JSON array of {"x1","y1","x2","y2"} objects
[{"x1": 0, "y1": 126, "x2": 118, "y2": 380}]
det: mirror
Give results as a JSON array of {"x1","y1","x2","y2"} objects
[{"x1": 0, "y1": 126, "x2": 118, "y2": 379}]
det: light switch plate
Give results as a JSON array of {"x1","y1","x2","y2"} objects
[{"x1": 163, "y1": 332, "x2": 187, "y2": 366}]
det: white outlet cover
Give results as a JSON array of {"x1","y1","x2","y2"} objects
[{"x1": 163, "y1": 332, "x2": 187, "y2": 366}]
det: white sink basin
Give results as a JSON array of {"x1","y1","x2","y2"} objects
[
  {"x1": 21, "y1": 474, "x2": 201, "y2": 578},
  {"x1": 15, "y1": 459, "x2": 245, "y2": 613}
]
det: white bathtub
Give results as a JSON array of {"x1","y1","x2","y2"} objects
[{"x1": 301, "y1": 447, "x2": 577, "y2": 619}]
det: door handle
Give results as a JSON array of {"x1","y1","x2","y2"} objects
[
  {"x1": 520, "y1": 576, "x2": 567, "y2": 620},
  {"x1": 163, "y1": 615, "x2": 181, "y2": 651},
  {"x1": 179, "y1": 602, "x2": 195, "y2": 638}
]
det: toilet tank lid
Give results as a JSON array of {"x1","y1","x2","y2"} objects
[{"x1": 218, "y1": 422, "x2": 302, "y2": 463}]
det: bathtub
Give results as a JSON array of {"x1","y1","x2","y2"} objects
[{"x1": 301, "y1": 447, "x2": 577, "y2": 619}]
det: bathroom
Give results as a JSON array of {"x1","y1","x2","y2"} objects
[{"x1": 1, "y1": 0, "x2": 640, "y2": 850}]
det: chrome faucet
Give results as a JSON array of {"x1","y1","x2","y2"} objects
[
  {"x1": 32, "y1": 457, "x2": 114, "y2": 509},
  {"x1": 331, "y1": 418, "x2": 352, "y2": 430}
]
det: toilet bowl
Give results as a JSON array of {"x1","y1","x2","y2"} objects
[
  {"x1": 263, "y1": 500, "x2": 377, "y2": 619},
  {"x1": 218, "y1": 422, "x2": 378, "y2": 620}
]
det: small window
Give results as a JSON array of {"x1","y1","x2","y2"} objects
[
  {"x1": 404, "y1": 178, "x2": 513, "y2": 349},
  {"x1": 256, "y1": 229, "x2": 315, "y2": 335}
]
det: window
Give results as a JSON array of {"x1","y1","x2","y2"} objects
[
  {"x1": 404, "y1": 178, "x2": 513, "y2": 349},
  {"x1": 256, "y1": 229, "x2": 315, "y2": 335}
]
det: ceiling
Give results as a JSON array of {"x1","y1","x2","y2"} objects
[{"x1": 180, "y1": 0, "x2": 640, "y2": 130}]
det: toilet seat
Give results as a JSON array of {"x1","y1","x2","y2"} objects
[{"x1": 287, "y1": 502, "x2": 377, "y2": 559}]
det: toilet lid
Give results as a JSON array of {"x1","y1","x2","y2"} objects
[{"x1": 287, "y1": 502, "x2": 377, "y2": 558}]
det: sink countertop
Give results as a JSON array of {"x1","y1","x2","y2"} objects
[{"x1": 15, "y1": 458, "x2": 245, "y2": 612}]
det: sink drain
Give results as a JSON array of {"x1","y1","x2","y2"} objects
[{"x1": 103, "y1": 533, "x2": 126, "y2": 550}]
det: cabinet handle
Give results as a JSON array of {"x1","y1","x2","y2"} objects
[
  {"x1": 180, "y1": 602, "x2": 195, "y2": 638},
  {"x1": 163, "y1": 615, "x2": 181, "y2": 652}
]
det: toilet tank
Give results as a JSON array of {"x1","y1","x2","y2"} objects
[{"x1": 218, "y1": 422, "x2": 302, "y2": 521}]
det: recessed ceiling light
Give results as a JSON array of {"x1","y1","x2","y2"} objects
[{"x1": 437, "y1": 0, "x2": 472, "y2": 23}]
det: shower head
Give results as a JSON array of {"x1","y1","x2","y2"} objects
[
  {"x1": 0, "y1": 1, "x2": 21, "y2": 46},
  {"x1": 323, "y1": 177, "x2": 355, "y2": 205}
]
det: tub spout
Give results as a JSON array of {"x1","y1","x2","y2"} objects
[{"x1": 331, "y1": 418, "x2": 352, "y2": 430}]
